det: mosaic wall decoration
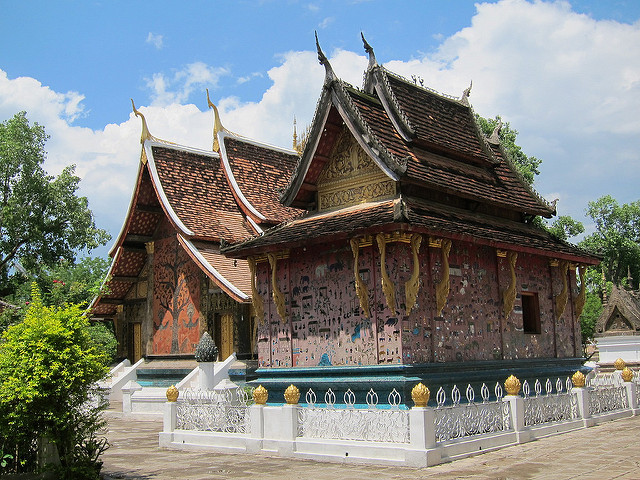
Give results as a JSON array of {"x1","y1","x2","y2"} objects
[
  {"x1": 429, "y1": 242, "x2": 502, "y2": 363},
  {"x1": 152, "y1": 220, "x2": 201, "y2": 354},
  {"x1": 253, "y1": 237, "x2": 581, "y2": 368}
]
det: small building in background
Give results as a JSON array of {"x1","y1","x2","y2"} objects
[{"x1": 595, "y1": 284, "x2": 640, "y2": 368}]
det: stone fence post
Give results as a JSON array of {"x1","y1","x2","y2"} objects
[
  {"x1": 623, "y1": 381, "x2": 638, "y2": 414},
  {"x1": 572, "y1": 387, "x2": 592, "y2": 426},
  {"x1": 409, "y1": 407, "x2": 435, "y2": 449},
  {"x1": 247, "y1": 404, "x2": 265, "y2": 453},
  {"x1": 163, "y1": 400, "x2": 177, "y2": 433}
]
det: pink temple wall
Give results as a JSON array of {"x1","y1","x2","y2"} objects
[{"x1": 255, "y1": 237, "x2": 580, "y2": 368}]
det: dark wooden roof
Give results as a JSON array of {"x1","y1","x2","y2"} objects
[
  {"x1": 281, "y1": 57, "x2": 554, "y2": 219},
  {"x1": 222, "y1": 195, "x2": 599, "y2": 265}
]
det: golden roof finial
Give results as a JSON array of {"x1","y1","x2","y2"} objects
[
  {"x1": 131, "y1": 99, "x2": 153, "y2": 144},
  {"x1": 206, "y1": 88, "x2": 225, "y2": 152},
  {"x1": 293, "y1": 116, "x2": 298, "y2": 151}
]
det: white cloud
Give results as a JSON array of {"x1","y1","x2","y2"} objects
[
  {"x1": 319, "y1": 16, "x2": 334, "y2": 29},
  {"x1": 145, "y1": 62, "x2": 230, "y2": 106},
  {"x1": 146, "y1": 32, "x2": 164, "y2": 49},
  {"x1": 237, "y1": 72, "x2": 264, "y2": 85}
]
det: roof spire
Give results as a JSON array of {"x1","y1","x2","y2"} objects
[
  {"x1": 131, "y1": 99, "x2": 153, "y2": 145},
  {"x1": 460, "y1": 80, "x2": 472, "y2": 106},
  {"x1": 315, "y1": 31, "x2": 335, "y2": 84},
  {"x1": 361, "y1": 32, "x2": 377, "y2": 70},
  {"x1": 292, "y1": 116, "x2": 298, "y2": 151},
  {"x1": 489, "y1": 119, "x2": 502, "y2": 144},
  {"x1": 207, "y1": 88, "x2": 224, "y2": 152}
]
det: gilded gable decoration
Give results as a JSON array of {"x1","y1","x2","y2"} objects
[
  {"x1": 267, "y1": 253, "x2": 287, "y2": 323},
  {"x1": 574, "y1": 264, "x2": 587, "y2": 320},
  {"x1": 317, "y1": 127, "x2": 395, "y2": 211},
  {"x1": 503, "y1": 251, "x2": 518, "y2": 318},
  {"x1": 435, "y1": 239, "x2": 452, "y2": 316},
  {"x1": 405, "y1": 233, "x2": 423, "y2": 315},
  {"x1": 350, "y1": 237, "x2": 371, "y2": 318},
  {"x1": 376, "y1": 233, "x2": 397, "y2": 314},
  {"x1": 555, "y1": 260, "x2": 569, "y2": 320}
]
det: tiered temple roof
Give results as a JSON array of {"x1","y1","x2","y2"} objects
[
  {"x1": 90, "y1": 102, "x2": 300, "y2": 316},
  {"x1": 223, "y1": 35, "x2": 597, "y2": 266}
]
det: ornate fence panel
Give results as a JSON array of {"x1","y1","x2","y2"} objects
[
  {"x1": 522, "y1": 378, "x2": 577, "y2": 426},
  {"x1": 589, "y1": 384, "x2": 628, "y2": 416},
  {"x1": 297, "y1": 388, "x2": 409, "y2": 443},
  {"x1": 434, "y1": 383, "x2": 511, "y2": 442},
  {"x1": 176, "y1": 388, "x2": 251, "y2": 434}
]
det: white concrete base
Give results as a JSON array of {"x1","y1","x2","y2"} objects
[{"x1": 597, "y1": 335, "x2": 640, "y2": 364}]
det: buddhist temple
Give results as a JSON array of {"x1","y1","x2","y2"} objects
[
  {"x1": 222, "y1": 35, "x2": 600, "y2": 398},
  {"x1": 90, "y1": 97, "x2": 300, "y2": 364}
]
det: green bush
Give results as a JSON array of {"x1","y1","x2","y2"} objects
[
  {"x1": 87, "y1": 322, "x2": 118, "y2": 366},
  {"x1": 0, "y1": 284, "x2": 109, "y2": 477}
]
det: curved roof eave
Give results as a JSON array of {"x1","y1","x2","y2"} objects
[
  {"x1": 108, "y1": 158, "x2": 146, "y2": 257},
  {"x1": 177, "y1": 234, "x2": 250, "y2": 303},
  {"x1": 280, "y1": 89, "x2": 332, "y2": 206},
  {"x1": 217, "y1": 129, "x2": 298, "y2": 224}
]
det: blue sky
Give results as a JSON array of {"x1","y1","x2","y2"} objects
[{"x1": 1, "y1": 0, "x2": 639, "y2": 258}]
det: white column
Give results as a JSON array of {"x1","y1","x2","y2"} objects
[
  {"x1": 163, "y1": 401, "x2": 177, "y2": 432},
  {"x1": 121, "y1": 380, "x2": 142, "y2": 414},
  {"x1": 198, "y1": 362, "x2": 216, "y2": 390},
  {"x1": 572, "y1": 387, "x2": 593, "y2": 426},
  {"x1": 505, "y1": 395, "x2": 530, "y2": 443},
  {"x1": 624, "y1": 382, "x2": 638, "y2": 415},
  {"x1": 278, "y1": 404, "x2": 298, "y2": 455},
  {"x1": 247, "y1": 404, "x2": 265, "y2": 453},
  {"x1": 409, "y1": 407, "x2": 435, "y2": 449}
]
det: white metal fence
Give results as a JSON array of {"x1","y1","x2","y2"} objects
[{"x1": 161, "y1": 370, "x2": 640, "y2": 468}]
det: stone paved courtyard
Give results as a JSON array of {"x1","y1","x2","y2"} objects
[{"x1": 101, "y1": 404, "x2": 640, "y2": 480}]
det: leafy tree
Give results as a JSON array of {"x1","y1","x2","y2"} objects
[
  {"x1": 580, "y1": 293, "x2": 602, "y2": 348},
  {"x1": 0, "y1": 256, "x2": 111, "y2": 333},
  {"x1": 0, "y1": 112, "x2": 110, "y2": 297},
  {"x1": 546, "y1": 215, "x2": 585, "y2": 241},
  {"x1": 579, "y1": 195, "x2": 640, "y2": 287},
  {"x1": 0, "y1": 284, "x2": 108, "y2": 477},
  {"x1": 476, "y1": 115, "x2": 542, "y2": 186}
]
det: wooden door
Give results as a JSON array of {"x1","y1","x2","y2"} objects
[
  {"x1": 132, "y1": 323, "x2": 142, "y2": 363},
  {"x1": 220, "y1": 313, "x2": 234, "y2": 360}
]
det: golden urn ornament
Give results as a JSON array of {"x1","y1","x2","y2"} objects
[
  {"x1": 411, "y1": 383, "x2": 430, "y2": 407},
  {"x1": 621, "y1": 367, "x2": 634, "y2": 382},
  {"x1": 284, "y1": 384, "x2": 300, "y2": 405},
  {"x1": 614, "y1": 358, "x2": 626, "y2": 371},
  {"x1": 504, "y1": 375, "x2": 521, "y2": 396},
  {"x1": 253, "y1": 385, "x2": 268, "y2": 405},
  {"x1": 166, "y1": 385, "x2": 179, "y2": 402},
  {"x1": 571, "y1": 371, "x2": 586, "y2": 388}
]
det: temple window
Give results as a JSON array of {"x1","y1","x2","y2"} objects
[{"x1": 521, "y1": 292, "x2": 541, "y2": 334}]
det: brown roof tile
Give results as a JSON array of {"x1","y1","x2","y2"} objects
[
  {"x1": 223, "y1": 137, "x2": 302, "y2": 224},
  {"x1": 151, "y1": 145, "x2": 253, "y2": 242}
]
